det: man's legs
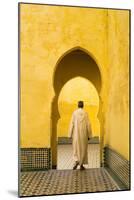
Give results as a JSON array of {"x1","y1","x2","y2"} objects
[
  {"x1": 73, "y1": 142, "x2": 79, "y2": 170},
  {"x1": 79, "y1": 151, "x2": 88, "y2": 170}
]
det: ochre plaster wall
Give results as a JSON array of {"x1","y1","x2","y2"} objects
[
  {"x1": 104, "y1": 10, "x2": 129, "y2": 160},
  {"x1": 20, "y1": 4, "x2": 129, "y2": 162},
  {"x1": 20, "y1": 4, "x2": 108, "y2": 148}
]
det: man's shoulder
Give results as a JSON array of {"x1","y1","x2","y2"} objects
[
  {"x1": 72, "y1": 109, "x2": 80, "y2": 115},
  {"x1": 73, "y1": 110, "x2": 78, "y2": 114},
  {"x1": 73, "y1": 109, "x2": 87, "y2": 115}
]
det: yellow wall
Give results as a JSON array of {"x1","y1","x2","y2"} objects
[
  {"x1": 20, "y1": 4, "x2": 108, "y2": 148},
  {"x1": 57, "y1": 77, "x2": 100, "y2": 138},
  {"x1": 20, "y1": 3, "x2": 129, "y2": 161},
  {"x1": 104, "y1": 10, "x2": 129, "y2": 160}
]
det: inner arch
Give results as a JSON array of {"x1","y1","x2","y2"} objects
[{"x1": 57, "y1": 76, "x2": 100, "y2": 138}]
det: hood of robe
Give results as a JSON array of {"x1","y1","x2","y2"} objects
[{"x1": 77, "y1": 109, "x2": 85, "y2": 122}]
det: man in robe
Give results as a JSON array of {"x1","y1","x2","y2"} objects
[{"x1": 68, "y1": 101, "x2": 92, "y2": 170}]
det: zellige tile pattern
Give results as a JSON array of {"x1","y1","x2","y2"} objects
[{"x1": 20, "y1": 168, "x2": 119, "y2": 197}]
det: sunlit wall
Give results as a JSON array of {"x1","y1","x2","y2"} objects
[
  {"x1": 20, "y1": 4, "x2": 129, "y2": 161},
  {"x1": 57, "y1": 77, "x2": 100, "y2": 137}
]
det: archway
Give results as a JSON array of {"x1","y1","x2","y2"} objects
[
  {"x1": 51, "y1": 47, "x2": 102, "y2": 169},
  {"x1": 57, "y1": 77, "x2": 100, "y2": 169}
]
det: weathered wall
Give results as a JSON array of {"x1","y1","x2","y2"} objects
[
  {"x1": 20, "y1": 4, "x2": 129, "y2": 162},
  {"x1": 20, "y1": 4, "x2": 108, "y2": 148},
  {"x1": 104, "y1": 10, "x2": 129, "y2": 160}
]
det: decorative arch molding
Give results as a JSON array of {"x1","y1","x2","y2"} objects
[
  {"x1": 50, "y1": 46, "x2": 104, "y2": 168},
  {"x1": 52, "y1": 46, "x2": 103, "y2": 95}
]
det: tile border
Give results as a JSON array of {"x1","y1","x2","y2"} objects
[
  {"x1": 104, "y1": 146, "x2": 130, "y2": 189},
  {"x1": 20, "y1": 148, "x2": 51, "y2": 171},
  {"x1": 58, "y1": 136, "x2": 99, "y2": 144}
]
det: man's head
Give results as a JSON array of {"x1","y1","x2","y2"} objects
[{"x1": 78, "y1": 101, "x2": 84, "y2": 108}]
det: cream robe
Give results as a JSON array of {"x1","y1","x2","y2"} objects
[{"x1": 68, "y1": 108, "x2": 92, "y2": 165}]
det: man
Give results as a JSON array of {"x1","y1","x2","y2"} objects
[{"x1": 68, "y1": 101, "x2": 92, "y2": 170}]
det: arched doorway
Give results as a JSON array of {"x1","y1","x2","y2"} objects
[
  {"x1": 51, "y1": 47, "x2": 102, "y2": 169},
  {"x1": 57, "y1": 77, "x2": 100, "y2": 169}
]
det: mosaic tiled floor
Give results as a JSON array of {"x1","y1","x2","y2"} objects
[
  {"x1": 20, "y1": 168, "x2": 120, "y2": 197},
  {"x1": 57, "y1": 144, "x2": 100, "y2": 169}
]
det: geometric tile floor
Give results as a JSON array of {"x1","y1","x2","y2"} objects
[
  {"x1": 20, "y1": 168, "x2": 120, "y2": 197},
  {"x1": 58, "y1": 144, "x2": 100, "y2": 169}
]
